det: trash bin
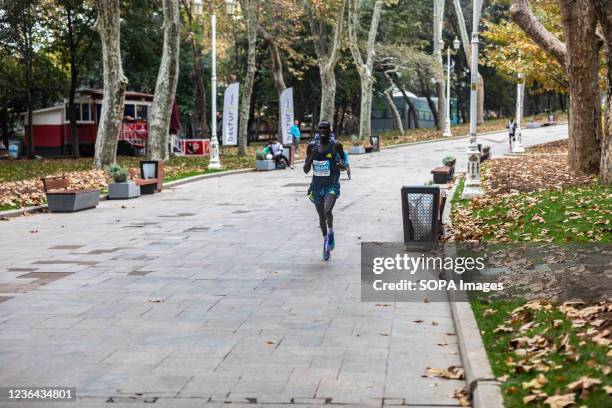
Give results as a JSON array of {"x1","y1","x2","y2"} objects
[
  {"x1": 401, "y1": 186, "x2": 441, "y2": 242},
  {"x1": 548, "y1": 113, "x2": 555, "y2": 122}
]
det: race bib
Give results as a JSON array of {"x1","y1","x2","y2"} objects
[{"x1": 313, "y1": 160, "x2": 331, "y2": 176}]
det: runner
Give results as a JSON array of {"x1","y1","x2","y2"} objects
[{"x1": 303, "y1": 121, "x2": 347, "y2": 261}]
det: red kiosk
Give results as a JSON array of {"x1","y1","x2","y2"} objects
[{"x1": 22, "y1": 89, "x2": 180, "y2": 157}]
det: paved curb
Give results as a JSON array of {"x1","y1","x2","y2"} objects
[
  {"x1": 164, "y1": 167, "x2": 254, "y2": 188},
  {"x1": 442, "y1": 180, "x2": 504, "y2": 408}
]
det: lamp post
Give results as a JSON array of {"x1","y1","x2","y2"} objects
[
  {"x1": 193, "y1": 0, "x2": 236, "y2": 170},
  {"x1": 512, "y1": 70, "x2": 525, "y2": 153},
  {"x1": 461, "y1": 0, "x2": 484, "y2": 199},
  {"x1": 442, "y1": 37, "x2": 461, "y2": 137}
]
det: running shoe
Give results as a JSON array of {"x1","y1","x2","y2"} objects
[
  {"x1": 327, "y1": 231, "x2": 335, "y2": 251},
  {"x1": 322, "y1": 237, "x2": 331, "y2": 261}
]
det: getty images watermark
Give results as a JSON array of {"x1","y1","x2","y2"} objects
[
  {"x1": 361, "y1": 242, "x2": 612, "y2": 303},
  {"x1": 361, "y1": 242, "x2": 503, "y2": 302}
]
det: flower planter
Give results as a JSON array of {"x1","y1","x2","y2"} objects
[
  {"x1": 108, "y1": 182, "x2": 140, "y2": 199},
  {"x1": 349, "y1": 145, "x2": 366, "y2": 155},
  {"x1": 46, "y1": 190, "x2": 100, "y2": 213},
  {"x1": 256, "y1": 159, "x2": 276, "y2": 171}
]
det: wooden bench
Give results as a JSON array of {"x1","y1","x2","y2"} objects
[
  {"x1": 128, "y1": 169, "x2": 158, "y2": 195},
  {"x1": 431, "y1": 166, "x2": 452, "y2": 184},
  {"x1": 42, "y1": 176, "x2": 100, "y2": 213}
]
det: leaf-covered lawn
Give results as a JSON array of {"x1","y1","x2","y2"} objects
[
  {"x1": 472, "y1": 300, "x2": 611, "y2": 408},
  {"x1": 453, "y1": 182, "x2": 611, "y2": 243},
  {"x1": 452, "y1": 140, "x2": 611, "y2": 407}
]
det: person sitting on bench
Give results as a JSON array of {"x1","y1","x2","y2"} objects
[{"x1": 268, "y1": 138, "x2": 292, "y2": 169}]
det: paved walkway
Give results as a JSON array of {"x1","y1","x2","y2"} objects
[{"x1": 0, "y1": 126, "x2": 567, "y2": 407}]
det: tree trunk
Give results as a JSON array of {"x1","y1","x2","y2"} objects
[
  {"x1": 186, "y1": 12, "x2": 210, "y2": 139},
  {"x1": 510, "y1": 0, "x2": 601, "y2": 175},
  {"x1": 436, "y1": 80, "x2": 446, "y2": 130},
  {"x1": 93, "y1": 0, "x2": 127, "y2": 168},
  {"x1": 147, "y1": 0, "x2": 180, "y2": 161},
  {"x1": 191, "y1": 43, "x2": 209, "y2": 138},
  {"x1": 68, "y1": 68, "x2": 79, "y2": 158},
  {"x1": 591, "y1": 0, "x2": 612, "y2": 183},
  {"x1": 426, "y1": 95, "x2": 439, "y2": 127},
  {"x1": 267, "y1": 39, "x2": 286, "y2": 94},
  {"x1": 261, "y1": 33, "x2": 286, "y2": 138},
  {"x1": 238, "y1": 0, "x2": 258, "y2": 156},
  {"x1": 66, "y1": 4, "x2": 80, "y2": 158},
  {"x1": 25, "y1": 45, "x2": 34, "y2": 159},
  {"x1": 385, "y1": 88, "x2": 404, "y2": 135},
  {"x1": 348, "y1": 0, "x2": 383, "y2": 139},
  {"x1": 319, "y1": 66, "x2": 336, "y2": 124},
  {"x1": 399, "y1": 88, "x2": 419, "y2": 128},
  {"x1": 452, "y1": 0, "x2": 485, "y2": 124},
  {"x1": 559, "y1": 0, "x2": 600, "y2": 174},
  {"x1": 306, "y1": 0, "x2": 347, "y2": 130}
]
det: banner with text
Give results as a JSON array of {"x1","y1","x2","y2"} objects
[
  {"x1": 222, "y1": 83, "x2": 239, "y2": 146},
  {"x1": 280, "y1": 87, "x2": 294, "y2": 145}
]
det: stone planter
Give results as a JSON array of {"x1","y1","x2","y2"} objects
[
  {"x1": 46, "y1": 190, "x2": 100, "y2": 213},
  {"x1": 256, "y1": 160, "x2": 276, "y2": 171},
  {"x1": 108, "y1": 182, "x2": 140, "y2": 200},
  {"x1": 349, "y1": 145, "x2": 366, "y2": 155}
]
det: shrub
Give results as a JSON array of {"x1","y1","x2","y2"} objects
[
  {"x1": 442, "y1": 156, "x2": 456, "y2": 167},
  {"x1": 105, "y1": 164, "x2": 129, "y2": 183}
]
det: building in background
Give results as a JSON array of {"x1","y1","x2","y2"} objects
[
  {"x1": 21, "y1": 89, "x2": 180, "y2": 157},
  {"x1": 371, "y1": 91, "x2": 459, "y2": 133}
]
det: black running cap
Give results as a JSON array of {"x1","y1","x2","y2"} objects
[{"x1": 317, "y1": 120, "x2": 331, "y2": 130}]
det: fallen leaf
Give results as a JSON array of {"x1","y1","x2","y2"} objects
[
  {"x1": 543, "y1": 393, "x2": 575, "y2": 408},
  {"x1": 566, "y1": 376, "x2": 602, "y2": 392},
  {"x1": 522, "y1": 374, "x2": 548, "y2": 390}
]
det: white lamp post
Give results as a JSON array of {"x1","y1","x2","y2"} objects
[
  {"x1": 512, "y1": 70, "x2": 525, "y2": 153},
  {"x1": 443, "y1": 37, "x2": 461, "y2": 137},
  {"x1": 462, "y1": 0, "x2": 484, "y2": 199},
  {"x1": 193, "y1": 0, "x2": 236, "y2": 170}
]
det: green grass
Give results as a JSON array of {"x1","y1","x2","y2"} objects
[
  {"x1": 452, "y1": 177, "x2": 612, "y2": 407},
  {"x1": 472, "y1": 299, "x2": 611, "y2": 407},
  {"x1": 453, "y1": 178, "x2": 612, "y2": 243}
]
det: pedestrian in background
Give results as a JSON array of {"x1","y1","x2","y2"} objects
[
  {"x1": 290, "y1": 120, "x2": 301, "y2": 158},
  {"x1": 507, "y1": 118, "x2": 516, "y2": 150}
]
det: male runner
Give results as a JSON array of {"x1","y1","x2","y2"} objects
[{"x1": 303, "y1": 121, "x2": 346, "y2": 261}]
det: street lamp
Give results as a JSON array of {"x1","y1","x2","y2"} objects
[
  {"x1": 461, "y1": 0, "x2": 484, "y2": 199},
  {"x1": 512, "y1": 59, "x2": 525, "y2": 153},
  {"x1": 193, "y1": 0, "x2": 236, "y2": 170},
  {"x1": 442, "y1": 37, "x2": 461, "y2": 137}
]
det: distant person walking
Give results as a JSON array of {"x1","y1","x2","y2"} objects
[
  {"x1": 290, "y1": 120, "x2": 301, "y2": 158},
  {"x1": 507, "y1": 118, "x2": 517, "y2": 150}
]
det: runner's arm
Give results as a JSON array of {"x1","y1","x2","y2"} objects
[
  {"x1": 303, "y1": 142, "x2": 315, "y2": 173},
  {"x1": 334, "y1": 142, "x2": 347, "y2": 169}
]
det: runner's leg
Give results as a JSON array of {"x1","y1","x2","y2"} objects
[
  {"x1": 324, "y1": 194, "x2": 337, "y2": 250},
  {"x1": 316, "y1": 201, "x2": 331, "y2": 260},
  {"x1": 315, "y1": 202, "x2": 327, "y2": 236}
]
